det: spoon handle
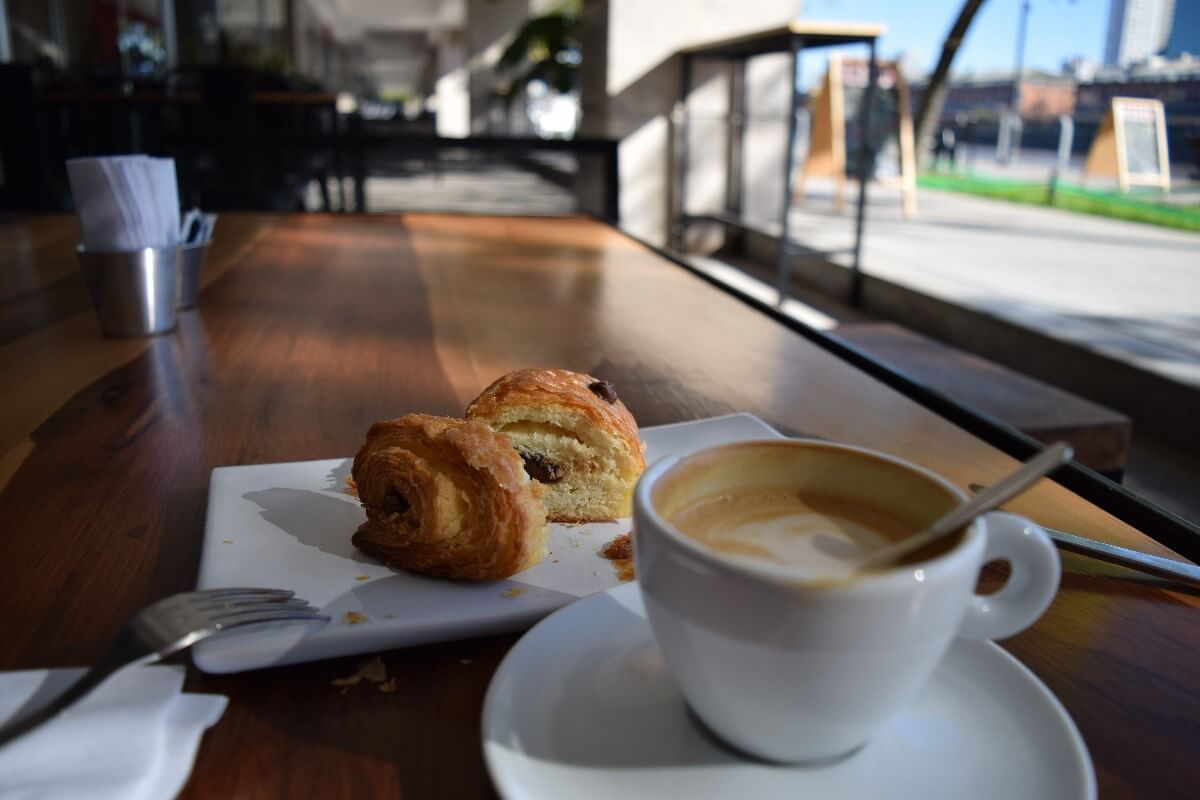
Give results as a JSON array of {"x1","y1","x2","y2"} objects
[{"x1": 859, "y1": 442, "x2": 1074, "y2": 571}]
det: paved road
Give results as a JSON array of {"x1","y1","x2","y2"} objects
[{"x1": 786, "y1": 181, "x2": 1200, "y2": 388}]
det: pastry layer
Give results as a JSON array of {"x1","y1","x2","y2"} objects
[
  {"x1": 467, "y1": 369, "x2": 646, "y2": 521},
  {"x1": 351, "y1": 413, "x2": 549, "y2": 579}
]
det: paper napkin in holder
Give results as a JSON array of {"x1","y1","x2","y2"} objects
[
  {"x1": 0, "y1": 665, "x2": 226, "y2": 800},
  {"x1": 67, "y1": 157, "x2": 190, "y2": 335},
  {"x1": 67, "y1": 156, "x2": 181, "y2": 252}
]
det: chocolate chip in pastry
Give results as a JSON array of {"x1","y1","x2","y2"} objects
[
  {"x1": 351, "y1": 414, "x2": 549, "y2": 580},
  {"x1": 466, "y1": 368, "x2": 646, "y2": 522}
]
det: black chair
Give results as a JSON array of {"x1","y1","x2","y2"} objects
[
  {"x1": 0, "y1": 63, "x2": 59, "y2": 210},
  {"x1": 169, "y1": 66, "x2": 333, "y2": 211}
]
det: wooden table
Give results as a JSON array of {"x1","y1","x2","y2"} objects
[{"x1": 1, "y1": 213, "x2": 1197, "y2": 798}]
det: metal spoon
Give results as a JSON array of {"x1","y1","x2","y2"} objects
[{"x1": 857, "y1": 442, "x2": 1074, "y2": 571}]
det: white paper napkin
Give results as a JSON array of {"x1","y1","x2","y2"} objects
[
  {"x1": 66, "y1": 156, "x2": 181, "y2": 251},
  {"x1": 0, "y1": 665, "x2": 227, "y2": 800}
]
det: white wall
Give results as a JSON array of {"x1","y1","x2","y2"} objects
[
  {"x1": 597, "y1": 0, "x2": 798, "y2": 245},
  {"x1": 435, "y1": 30, "x2": 470, "y2": 137},
  {"x1": 742, "y1": 53, "x2": 792, "y2": 228}
]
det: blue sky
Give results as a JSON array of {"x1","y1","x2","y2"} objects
[{"x1": 801, "y1": 0, "x2": 1110, "y2": 76}]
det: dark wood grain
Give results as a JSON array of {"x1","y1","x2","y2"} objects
[{"x1": 0, "y1": 213, "x2": 1196, "y2": 799}]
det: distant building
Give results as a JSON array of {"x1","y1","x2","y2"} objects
[
  {"x1": 1062, "y1": 57, "x2": 1102, "y2": 83},
  {"x1": 1163, "y1": 0, "x2": 1200, "y2": 58},
  {"x1": 912, "y1": 71, "x2": 1077, "y2": 120},
  {"x1": 1075, "y1": 55, "x2": 1200, "y2": 117},
  {"x1": 910, "y1": 56, "x2": 1199, "y2": 162},
  {"x1": 1105, "y1": 0, "x2": 1176, "y2": 65},
  {"x1": 913, "y1": 56, "x2": 1200, "y2": 121}
]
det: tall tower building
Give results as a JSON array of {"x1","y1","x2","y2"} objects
[
  {"x1": 1163, "y1": 0, "x2": 1200, "y2": 58},
  {"x1": 1105, "y1": 0, "x2": 1176, "y2": 65}
]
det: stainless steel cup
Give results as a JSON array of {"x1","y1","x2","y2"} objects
[
  {"x1": 178, "y1": 240, "x2": 211, "y2": 309},
  {"x1": 76, "y1": 244, "x2": 181, "y2": 337}
]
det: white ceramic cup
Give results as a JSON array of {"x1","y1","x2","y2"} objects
[{"x1": 633, "y1": 439, "x2": 1061, "y2": 764}]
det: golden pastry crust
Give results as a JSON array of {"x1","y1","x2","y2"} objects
[
  {"x1": 350, "y1": 414, "x2": 549, "y2": 580},
  {"x1": 466, "y1": 368, "x2": 646, "y2": 521},
  {"x1": 467, "y1": 369, "x2": 643, "y2": 466}
]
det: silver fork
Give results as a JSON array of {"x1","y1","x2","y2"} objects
[{"x1": 0, "y1": 588, "x2": 327, "y2": 747}]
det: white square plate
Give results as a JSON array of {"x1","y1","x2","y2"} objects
[{"x1": 194, "y1": 413, "x2": 782, "y2": 673}]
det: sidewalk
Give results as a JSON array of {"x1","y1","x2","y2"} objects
[{"x1": 785, "y1": 180, "x2": 1200, "y2": 389}]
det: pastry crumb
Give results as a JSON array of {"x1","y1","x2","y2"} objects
[
  {"x1": 359, "y1": 656, "x2": 387, "y2": 683},
  {"x1": 332, "y1": 656, "x2": 387, "y2": 690},
  {"x1": 221, "y1": 539, "x2": 233, "y2": 544},
  {"x1": 552, "y1": 559, "x2": 559, "y2": 563},
  {"x1": 377, "y1": 678, "x2": 397, "y2": 693},
  {"x1": 502, "y1": 587, "x2": 527, "y2": 598},
  {"x1": 354, "y1": 575, "x2": 370, "y2": 582},
  {"x1": 613, "y1": 559, "x2": 636, "y2": 582},
  {"x1": 384, "y1": 612, "x2": 397, "y2": 619},
  {"x1": 600, "y1": 534, "x2": 636, "y2": 581},
  {"x1": 600, "y1": 533, "x2": 633, "y2": 560},
  {"x1": 343, "y1": 611, "x2": 369, "y2": 625}
]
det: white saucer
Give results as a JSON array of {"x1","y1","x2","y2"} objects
[{"x1": 482, "y1": 582, "x2": 1095, "y2": 800}]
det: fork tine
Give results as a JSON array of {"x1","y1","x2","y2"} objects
[
  {"x1": 216, "y1": 610, "x2": 330, "y2": 630},
  {"x1": 197, "y1": 597, "x2": 311, "y2": 612},
  {"x1": 209, "y1": 604, "x2": 323, "y2": 622},
  {"x1": 190, "y1": 588, "x2": 295, "y2": 601},
  {"x1": 190, "y1": 592, "x2": 299, "y2": 608}
]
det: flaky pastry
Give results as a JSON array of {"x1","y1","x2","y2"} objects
[
  {"x1": 351, "y1": 414, "x2": 549, "y2": 580},
  {"x1": 466, "y1": 368, "x2": 646, "y2": 521}
]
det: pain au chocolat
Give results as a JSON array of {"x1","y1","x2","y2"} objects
[
  {"x1": 466, "y1": 368, "x2": 646, "y2": 522},
  {"x1": 350, "y1": 414, "x2": 549, "y2": 580}
]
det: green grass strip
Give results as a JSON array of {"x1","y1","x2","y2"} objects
[{"x1": 916, "y1": 172, "x2": 1200, "y2": 233}]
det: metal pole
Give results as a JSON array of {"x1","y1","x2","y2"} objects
[
  {"x1": 257, "y1": 0, "x2": 268, "y2": 52},
  {"x1": 850, "y1": 39, "x2": 878, "y2": 308},
  {"x1": 775, "y1": 36, "x2": 802, "y2": 305},
  {"x1": 725, "y1": 57, "x2": 746, "y2": 250},
  {"x1": 605, "y1": 140, "x2": 620, "y2": 223},
  {"x1": 159, "y1": 0, "x2": 178, "y2": 70},
  {"x1": 0, "y1": 0, "x2": 12, "y2": 63},
  {"x1": 48, "y1": 0, "x2": 68, "y2": 69},
  {"x1": 672, "y1": 52, "x2": 693, "y2": 251},
  {"x1": 1011, "y1": 0, "x2": 1031, "y2": 110},
  {"x1": 1002, "y1": 0, "x2": 1031, "y2": 165},
  {"x1": 1048, "y1": 113, "x2": 1074, "y2": 204}
]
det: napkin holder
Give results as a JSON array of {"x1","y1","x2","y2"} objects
[
  {"x1": 76, "y1": 244, "x2": 181, "y2": 337},
  {"x1": 178, "y1": 239, "x2": 211, "y2": 310}
]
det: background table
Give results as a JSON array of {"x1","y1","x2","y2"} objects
[{"x1": 1, "y1": 213, "x2": 1197, "y2": 798}]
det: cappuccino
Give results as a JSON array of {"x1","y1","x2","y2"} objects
[
  {"x1": 634, "y1": 438, "x2": 1062, "y2": 763},
  {"x1": 668, "y1": 489, "x2": 915, "y2": 573}
]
